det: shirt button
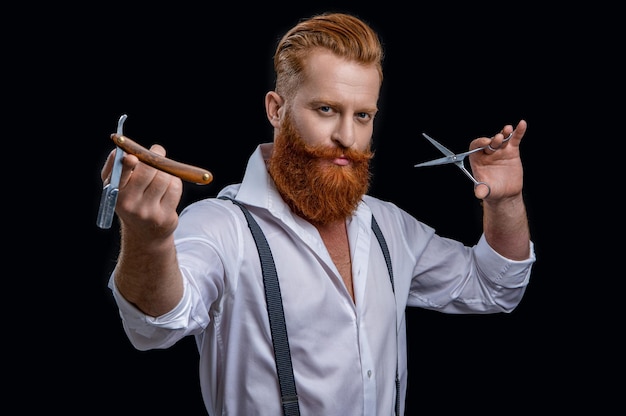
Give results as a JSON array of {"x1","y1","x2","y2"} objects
[{"x1": 367, "y1": 370, "x2": 372, "y2": 378}]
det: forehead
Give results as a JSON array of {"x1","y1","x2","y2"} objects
[{"x1": 296, "y1": 49, "x2": 380, "y2": 107}]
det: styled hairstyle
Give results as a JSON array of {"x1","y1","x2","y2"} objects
[{"x1": 273, "y1": 12, "x2": 384, "y2": 99}]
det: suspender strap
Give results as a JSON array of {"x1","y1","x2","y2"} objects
[
  {"x1": 220, "y1": 197, "x2": 300, "y2": 416},
  {"x1": 371, "y1": 216, "x2": 395, "y2": 290},
  {"x1": 221, "y1": 197, "x2": 399, "y2": 415},
  {"x1": 371, "y1": 216, "x2": 401, "y2": 416}
]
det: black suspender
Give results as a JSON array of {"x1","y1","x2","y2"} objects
[
  {"x1": 220, "y1": 197, "x2": 399, "y2": 415},
  {"x1": 221, "y1": 197, "x2": 300, "y2": 416},
  {"x1": 371, "y1": 215, "x2": 401, "y2": 416}
]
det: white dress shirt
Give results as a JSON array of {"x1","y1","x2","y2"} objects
[{"x1": 110, "y1": 143, "x2": 535, "y2": 416}]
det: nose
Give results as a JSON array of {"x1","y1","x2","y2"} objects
[{"x1": 331, "y1": 116, "x2": 355, "y2": 148}]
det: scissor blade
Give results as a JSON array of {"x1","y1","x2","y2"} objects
[
  {"x1": 414, "y1": 155, "x2": 455, "y2": 167},
  {"x1": 414, "y1": 133, "x2": 459, "y2": 167},
  {"x1": 422, "y1": 133, "x2": 455, "y2": 156},
  {"x1": 96, "y1": 114, "x2": 128, "y2": 229}
]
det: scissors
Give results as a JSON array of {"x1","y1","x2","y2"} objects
[{"x1": 414, "y1": 131, "x2": 512, "y2": 197}]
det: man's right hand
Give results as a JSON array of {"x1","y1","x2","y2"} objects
[{"x1": 101, "y1": 144, "x2": 183, "y2": 239}]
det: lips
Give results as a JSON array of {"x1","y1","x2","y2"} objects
[{"x1": 333, "y1": 156, "x2": 350, "y2": 166}]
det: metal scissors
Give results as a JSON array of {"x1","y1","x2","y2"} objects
[
  {"x1": 414, "y1": 131, "x2": 512, "y2": 197},
  {"x1": 96, "y1": 114, "x2": 128, "y2": 229}
]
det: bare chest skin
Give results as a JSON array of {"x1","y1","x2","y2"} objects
[{"x1": 315, "y1": 221, "x2": 354, "y2": 302}]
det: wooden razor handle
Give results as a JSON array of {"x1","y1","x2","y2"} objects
[{"x1": 111, "y1": 134, "x2": 213, "y2": 185}]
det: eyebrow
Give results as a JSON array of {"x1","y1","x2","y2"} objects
[{"x1": 308, "y1": 99, "x2": 378, "y2": 114}]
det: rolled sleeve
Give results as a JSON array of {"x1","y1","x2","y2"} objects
[
  {"x1": 475, "y1": 234, "x2": 535, "y2": 288},
  {"x1": 108, "y1": 273, "x2": 193, "y2": 350}
]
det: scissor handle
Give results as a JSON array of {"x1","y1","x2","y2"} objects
[
  {"x1": 415, "y1": 130, "x2": 513, "y2": 200},
  {"x1": 474, "y1": 181, "x2": 491, "y2": 199}
]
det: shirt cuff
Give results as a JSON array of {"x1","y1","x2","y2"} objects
[
  {"x1": 475, "y1": 234, "x2": 536, "y2": 288},
  {"x1": 108, "y1": 272, "x2": 192, "y2": 334}
]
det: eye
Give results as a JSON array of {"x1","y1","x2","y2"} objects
[
  {"x1": 356, "y1": 112, "x2": 374, "y2": 122},
  {"x1": 319, "y1": 106, "x2": 332, "y2": 113}
]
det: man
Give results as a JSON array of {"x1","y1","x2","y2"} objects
[{"x1": 101, "y1": 12, "x2": 535, "y2": 415}]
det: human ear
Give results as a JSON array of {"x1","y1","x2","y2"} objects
[{"x1": 265, "y1": 91, "x2": 284, "y2": 128}]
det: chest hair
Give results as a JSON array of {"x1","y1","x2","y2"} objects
[{"x1": 315, "y1": 221, "x2": 354, "y2": 302}]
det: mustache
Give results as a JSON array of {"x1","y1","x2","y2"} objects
[{"x1": 302, "y1": 143, "x2": 374, "y2": 163}]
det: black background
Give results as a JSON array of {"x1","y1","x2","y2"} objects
[{"x1": 17, "y1": 1, "x2": 617, "y2": 414}]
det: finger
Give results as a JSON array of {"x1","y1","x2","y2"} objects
[
  {"x1": 512, "y1": 119, "x2": 528, "y2": 143},
  {"x1": 100, "y1": 148, "x2": 117, "y2": 185},
  {"x1": 487, "y1": 133, "x2": 508, "y2": 152},
  {"x1": 488, "y1": 120, "x2": 522, "y2": 152},
  {"x1": 118, "y1": 144, "x2": 167, "y2": 189},
  {"x1": 149, "y1": 143, "x2": 167, "y2": 157}
]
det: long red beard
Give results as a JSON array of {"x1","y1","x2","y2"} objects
[{"x1": 267, "y1": 113, "x2": 374, "y2": 225}]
